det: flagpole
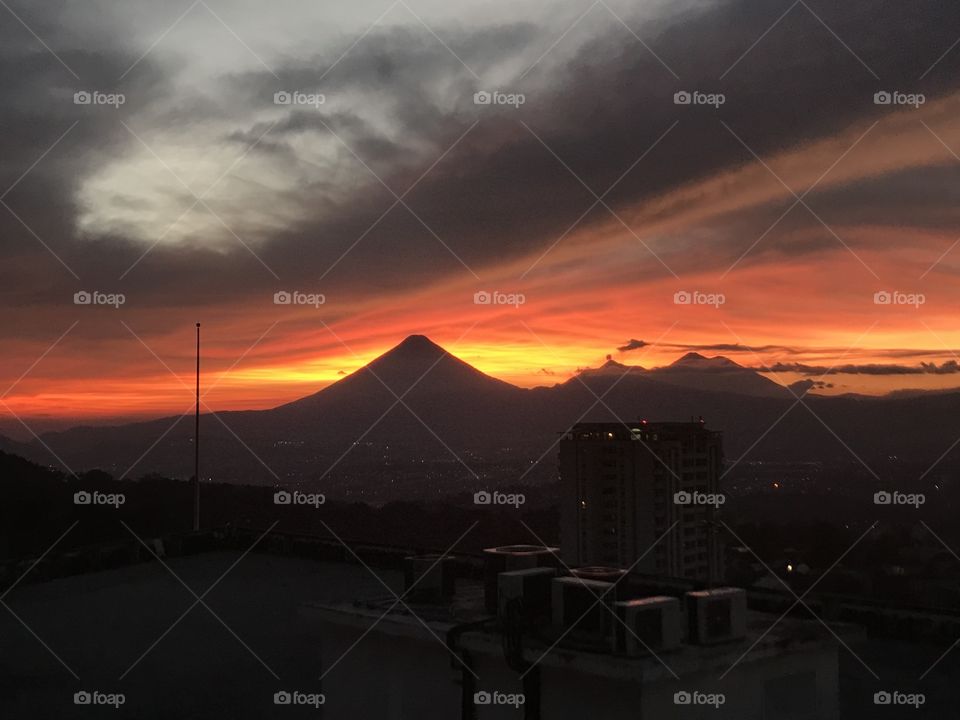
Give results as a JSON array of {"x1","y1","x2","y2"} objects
[{"x1": 193, "y1": 322, "x2": 200, "y2": 531}]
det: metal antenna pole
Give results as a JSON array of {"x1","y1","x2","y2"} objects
[{"x1": 193, "y1": 322, "x2": 200, "y2": 531}]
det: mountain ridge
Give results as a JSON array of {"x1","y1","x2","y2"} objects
[{"x1": 3, "y1": 335, "x2": 960, "y2": 490}]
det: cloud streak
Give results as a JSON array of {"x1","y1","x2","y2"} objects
[
  {"x1": 2, "y1": 0, "x2": 960, "y2": 416},
  {"x1": 765, "y1": 361, "x2": 960, "y2": 376}
]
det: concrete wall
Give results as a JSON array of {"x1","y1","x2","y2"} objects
[{"x1": 314, "y1": 619, "x2": 839, "y2": 720}]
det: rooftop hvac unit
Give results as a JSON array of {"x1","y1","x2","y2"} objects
[
  {"x1": 571, "y1": 566, "x2": 628, "y2": 599},
  {"x1": 571, "y1": 566, "x2": 628, "y2": 582},
  {"x1": 498, "y1": 567, "x2": 556, "y2": 621},
  {"x1": 403, "y1": 554, "x2": 455, "y2": 601},
  {"x1": 685, "y1": 587, "x2": 747, "y2": 645},
  {"x1": 552, "y1": 576, "x2": 614, "y2": 637},
  {"x1": 612, "y1": 596, "x2": 682, "y2": 654},
  {"x1": 483, "y1": 545, "x2": 560, "y2": 612}
]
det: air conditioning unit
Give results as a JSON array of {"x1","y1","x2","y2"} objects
[
  {"x1": 498, "y1": 567, "x2": 556, "y2": 621},
  {"x1": 571, "y1": 566, "x2": 628, "y2": 599},
  {"x1": 685, "y1": 587, "x2": 747, "y2": 644},
  {"x1": 483, "y1": 545, "x2": 560, "y2": 612},
  {"x1": 403, "y1": 554, "x2": 455, "y2": 601},
  {"x1": 552, "y1": 576, "x2": 614, "y2": 637},
  {"x1": 612, "y1": 596, "x2": 682, "y2": 654}
]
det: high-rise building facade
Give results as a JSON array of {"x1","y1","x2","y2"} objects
[{"x1": 559, "y1": 420, "x2": 724, "y2": 582}]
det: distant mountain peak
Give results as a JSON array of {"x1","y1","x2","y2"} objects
[
  {"x1": 395, "y1": 334, "x2": 444, "y2": 352},
  {"x1": 363, "y1": 335, "x2": 450, "y2": 375},
  {"x1": 670, "y1": 352, "x2": 741, "y2": 369},
  {"x1": 345, "y1": 334, "x2": 518, "y2": 395},
  {"x1": 576, "y1": 355, "x2": 640, "y2": 378},
  {"x1": 601, "y1": 356, "x2": 627, "y2": 369},
  {"x1": 369, "y1": 334, "x2": 449, "y2": 366},
  {"x1": 640, "y1": 351, "x2": 787, "y2": 397},
  {"x1": 274, "y1": 334, "x2": 519, "y2": 415}
]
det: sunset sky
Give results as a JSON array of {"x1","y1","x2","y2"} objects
[{"x1": 2, "y1": 0, "x2": 960, "y2": 427}]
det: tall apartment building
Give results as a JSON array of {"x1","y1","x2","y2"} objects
[{"x1": 559, "y1": 420, "x2": 724, "y2": 582}]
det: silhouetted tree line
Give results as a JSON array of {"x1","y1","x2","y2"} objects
[{"x1": 0, "y1": 451, "x2": 558, "y2": 563}]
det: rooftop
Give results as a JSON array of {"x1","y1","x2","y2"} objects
[
  {"x1": 1, "y1": 529, "x2": 954, "y2": 718},
  {"x1": 0, "y1": 547, "x2": 397, "y2": 719},
  {"x1": 303, "y1": 576, "x2": 842, "y2": 684},
  {"x1": 564, "y1": 420, "x2": 722, "y2": 443}
]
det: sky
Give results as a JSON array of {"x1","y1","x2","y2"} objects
[{"x1": 2, "y1": 0, "x2": 960, "y2": 425}]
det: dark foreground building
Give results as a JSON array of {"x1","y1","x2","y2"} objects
[
  {"x1": 559, "y1": 420, "x2": 724, "y2": 582},
  {"x1": 2, "y1": 527, "x2": 953, "y2": 718}
]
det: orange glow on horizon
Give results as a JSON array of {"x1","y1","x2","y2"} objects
[
  {"x1": 4, "y1": 325, "x2": 960, "y2": 425},
  {"x1": 4, "y1": 95, "x2": 960, "y2": 424}
]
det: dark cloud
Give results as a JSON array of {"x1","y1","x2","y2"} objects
[
  {"x1": 788, "y1": 379, "x2": 834, "y2": 394},
  {"x1": 764, "y1": 361, "x2": 960, "y2": 376},
  {"x1": 617, "y1": 339, "x2": 647, "y2": 352},
  {"x1": 619, "y1": 340, "x2": 803, "y2": 355},
  {"x1": 807, "y1": 165, "x2": 960, "y2": 234},
  {"x1": 2, "y1": 0, "x2": 960, "y2": 317}
]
